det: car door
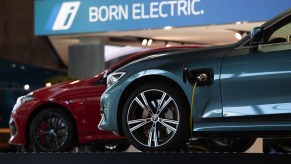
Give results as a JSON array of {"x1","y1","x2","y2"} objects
[{"x1": 220, "y1": 17, "x2": 291, "y2": 120}]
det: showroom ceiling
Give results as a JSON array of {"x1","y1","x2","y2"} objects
[
  {"x1": 49, "y1": 21, "x2": 264, "y2": 66},
  {"x1": 51, "y1": 21, "x2": 264, "y2": 46}
]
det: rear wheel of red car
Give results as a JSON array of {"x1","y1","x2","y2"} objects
[
  {"x1": 122, "y1": 82, "x2": 190, "y2": 152},
  {"x1": 29, "y1": 108, "x2": 75, "y2": 152}
]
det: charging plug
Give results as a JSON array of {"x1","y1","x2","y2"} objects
[
  {"x1": 196, "y1": 73, "x2": 208, "y2": 82},
  {"x1": 183, "y1": 66, "x2": 213, "y2": 85}
]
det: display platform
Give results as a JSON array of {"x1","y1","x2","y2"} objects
[{"x1": 0, "y1": 152, "x2": 291, "y2": 164}]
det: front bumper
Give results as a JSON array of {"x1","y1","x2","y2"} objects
[
  {"x1": 98, "y1": 87, "x2": 123, "y2": 133},
  {"x1": 9, "y1": 101, "x2": 36, "y2": 145}
]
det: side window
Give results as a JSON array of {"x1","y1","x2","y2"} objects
[{"x1": 267, "y1": 22, "x2": 291, "y2": 44}]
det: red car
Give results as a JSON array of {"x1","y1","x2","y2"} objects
[{"x1": 9, "y1": 45, "x2": 204, "y2": 152}]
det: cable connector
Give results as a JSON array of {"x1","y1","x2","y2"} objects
[{"x1": 196, "y1": 73, "x2": 208, "y2": 82}]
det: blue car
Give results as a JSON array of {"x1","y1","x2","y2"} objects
[{"x1": 99, "y1": 8, "x2": 291, "y2": 152}]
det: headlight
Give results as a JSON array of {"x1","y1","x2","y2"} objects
[
  {"x1": 20, "y1": 92, "x2": 35, "y2": 104},
  {"x1": 106, "y1": 72, "x2": 127, "y2": 88},
  {"x1": 12, "y1": 93, "x2": 35, "y2": 112}
]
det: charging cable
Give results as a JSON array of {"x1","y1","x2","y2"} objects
[
  {"x1": 190, "y1": 73, "x2": 208, "y2": 136},
  {"x1": 188, "y1": 73, "x2": 208, "y2": 151},
  {"x1": 189, "y1": 81, "x2": 198, "y2": 140}
]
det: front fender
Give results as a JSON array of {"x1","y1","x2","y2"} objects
[{"x1": 125, "y1": 69, "x2": 223, "y2": 122}]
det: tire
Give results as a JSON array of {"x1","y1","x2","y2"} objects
[
  {"x1": 29, "y1": 108, "x2": 75, "y2": 152},
  {"x1": 202, "y1": 137, "x2": 257, "y2": 152},
  {"x1": 89, "y1": 140, "x2": 130, "y2": 152},
  {"x1": 122, "y1": 82, "x2": 190, "y2": 152}
]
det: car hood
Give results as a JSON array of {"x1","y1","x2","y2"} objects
[
  {"x1": 120, "y1": 43, "x2": 236, "y2": 72},
  {"x1": 31, "y1": 74, "x2": 102, "y2": 99}
]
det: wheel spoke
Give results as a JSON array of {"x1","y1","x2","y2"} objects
[
  {"x1": 159, "y1": 118, "x2": 179, "y2": 125},
  {"x1": 36, "y1": 132, "x2": 47, "y2": 139},
  {"x1": 54, "y1": 125, "x2": 66, "y2": 130},
  {"x1": 158, "y1": 92, "x2": 167, "y2": 110},
  {"x1": 55, "y1": 137, "x2": 61, "y2": 147},
  {"x1": 157, "y1": 97, "x2": 173, "y2": 115},
  {"x1": 55, "y1": 116, "x2": 61, "y2": 127},
  {"x1": 56, "y1": 133, "x2": 66, "y2": 137},
  {"x1": 140, "y1": 92, "x2": 153, "y2": 114},
  {"x1": 153, "y1": 124, "x2": 158, "y2": 147},
  {"x1": 159, "y1": 119, "x2": 177, "y2": 132},
  {"x1": 147, "y1": 123, "x2": 158, "y2": 147},
  {"x1": 128, "y1": 118, "x2": 151, "y2": 125},
  {"x1": 135, "y1": 97, "x2": 152, "y2": 115},
  {"x1": 40, "y1": 119, "x2": 49, "y2": 127},
  {"x1": 147, "y1": 125, "x2": 153, "y2": 146},
  {"x1": 129, "y1": 119, "x2": 152, "y2": 132},
  {"x1": 55, "y1": 117, "x2": 60, "y2": 127}
]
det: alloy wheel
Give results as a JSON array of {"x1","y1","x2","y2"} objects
[
  {"x1": 126, "y1": 89, "x2": 180, "y2": 147},
  {"x1": 33, "y1": 112, "x2": 69, "y2": 151}
]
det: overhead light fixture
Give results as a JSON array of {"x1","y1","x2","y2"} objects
[
  {"x1": 235, "y1": 32, "x2": 242, "y2": 40},
  {"x1": 24, "y1": 84, "x2": 30, "y2": 91},
  {"x1": 46, "y1": 82, "x2": 52, "y2": 87},
  {"x1": 235, "y1": 32, "x2": 245, "y2": 40},
  {"x1": 142, "y1": 39, "x2": 147, "y2": 46},
  {"x1": 165, "y1": 41, "x2": 171, "y2": 47},
  {"x1": 147, "y1": 39, "x2": 153, "y2": 46},
  {"x1": 164, "y1": 26, "x2": 173, "y2": 30},
  {"x1": 236, "y1": 21, "x2": 248, "y2": 24},
  {"x1": 140, "y1": 38, "x2": 153, "y2": 46}
]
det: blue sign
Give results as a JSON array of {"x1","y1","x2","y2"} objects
[{"x1": 35, "y1": 0, "x2": 291, "y2": 36}]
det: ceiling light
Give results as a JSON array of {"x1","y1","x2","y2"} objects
[
  {"x1": 165, "y1": 41, "x2": 171, "y2": 47},
  {"x1": 147, "y1": 39, "x2": 153, "y2": 46},
  {"x1": 164, "y1": 26, "x2": 173, "y2": 30},
  {"x1": 24, "y1": 84, "x2": 30, "y2": 90},
  {"x1": 46, "y1": 82, "x2": 52, "y2": 87},
  {"x1": 142, "y1": 39, "x2": 147, "y2": 46},
  {"x1": 235, "y1": 32, "x2": 242, "y2": 40}
]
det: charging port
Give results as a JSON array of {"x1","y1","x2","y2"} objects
[
  {"x1": 182, "y1": 66, "x2": 214, "y2": 86},
  {"x1": 191, "y1": 68, "x2": 214, "y2": 86}
]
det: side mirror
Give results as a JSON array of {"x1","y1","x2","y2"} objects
[{"x1": 250, "y1": 27, "x2": 263, "y2": 46}]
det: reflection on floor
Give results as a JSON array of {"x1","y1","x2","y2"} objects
[
  {"x1": 4, "y1": 137, "x2": 291, "y2": 153},
  {"x1": 72, "y1": 138, "x2": 263, "y2": 153},
  {"x1": 124, "y1": 138, "x2": 263, "y2": 153}
]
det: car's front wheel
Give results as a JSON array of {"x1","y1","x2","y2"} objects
[
  {"x1": 122, "y1": 82, "x2": 190, "y2": 152},
  {"x1": 29, "y1": 108, "x2": 75, "y2": 152}
]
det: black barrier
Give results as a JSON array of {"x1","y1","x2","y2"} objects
[{"x1": 0, "y1": 152, "x2": 291, "y2": 164}]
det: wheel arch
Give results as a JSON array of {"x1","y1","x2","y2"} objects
[
  {"x1": 25, "y1": 103, "x2": 78, "y2": 146},
  {"x1": 116, "y1": 75, "x2": 190, "y2": 136}
]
